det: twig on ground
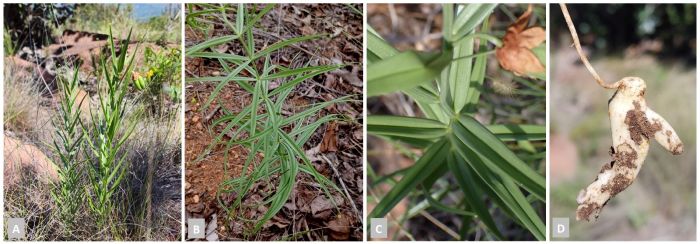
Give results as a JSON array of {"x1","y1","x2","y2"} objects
[
  {"x1": 321, "y1": 154, "x2": 361, "y2": 222},
  {"x1": 418, "y1": 210, "x2": 460, "y2": 240},
  {"x1": 204, "y1": 105, "x2": 221, "y2": 122}
]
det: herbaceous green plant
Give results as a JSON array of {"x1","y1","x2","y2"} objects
[
  {"x1": 134, "y1": 46, "x2": 181, "y2": 115},
  {"x1": 367, "y1": 4, "x2": 545, "y2": 240},
  {"x1": 83, "y1": 27, "x2": 140, "y2": 233},
  {"x1": 50, "y1": 66, "x2": 85, "y2": 232},
  {"x1": 4, "y1": 28, "x2": 17, "y2": 56},
  {"x1": 186, "y1": 3, "x2": 350, "y2": 236}
]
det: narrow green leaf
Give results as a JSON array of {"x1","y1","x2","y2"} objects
[
  {"x1": 368, "y1": 50, "x2": 453, "y2": 97},
  {"x1": 464, "y1": 19, "x2": 491, "y2": 111},
  {"x1": 450, "y1": 135, "x2": 545, "y2": 240},
  {"x1": 253, "y1": 34, "x2": 324, "y2": 60},
  {"x1": 366, "y1": 25, "x2": 446, "y2": 120},
  {"x1": 242, "y1": 4, "x2": 275, "y2": 34},
  {"x1": 372, "y1": 134, "x2": 435, "y2": 148},
  {"x1": 187, "y1": 51, "x2": 247, "y2": 61},
  {"x1": 454, "y1": 115, "x2": 545, "y2": 200},
  {"x1": 420, "y1": 161, "x2": 448, "y2": 189},
  {"x1": 452, "y1": 4, "x2": 497, "y2": 41},
  {"x1": 267, "y1": 66, "x2": 342, "y2": 96},
  {"x1": 404, "y1": 85, "x2": 439, "y2": 104},
  {"x1": 487, "y1": 124, "x2": 545, "y2": 141},
  {"x1": 369, "y1": 138, "x2": 450, "y2": 218},
  {"x1": 236, "y1": 3, "x2": 245, "y2": 35},
  {"x1": 186, "y1": 8, "x2": 219, "y2": 24},
  {"x1": 367, "y1": 115, "x2": 447, "y2": 140},
  {"x1": 447, "y1": 31, "x2": 474, "y2": 113},
  {"x1": 421, "y1": 187, "x2": 476, "y2": 218},
  {"x1": 280, "y1": 96, "x2": 351, "y2": 126},
  {"x1": 264, "y1": 64, "x2": 341, "y2": 80},
  {"x1": 185, "y1": 76, "x2": 255, "y2": 83},
  {"x1": 448, "y1": 152, "x2": 503, "y2": 240},
  {"x1": 367, "y1": 26, "x2": 399, "y2": 59},
  {"x1": 442, "y1": 4, "x2": 454, "y2": 41},
  {"x1": 186, "y1": 35, "x2": 239, "y2": 55}
]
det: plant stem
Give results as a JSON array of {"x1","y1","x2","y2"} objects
[
  {"x1": 452, "y1": 50, "x2": 496, "y2": 62},
  {"x1": 560, "y1": 4, "x2": 619, "y2": 89},
  {"x1": 453, "y1": 32, "x2": 503, "y2": 47}
]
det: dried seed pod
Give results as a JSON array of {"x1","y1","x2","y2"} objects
[{"x1": 575, "y1": 77, "x2": 683, "y2": 221}]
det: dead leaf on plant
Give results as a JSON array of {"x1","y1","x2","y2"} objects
[{"x1": 496, "y1": 4, "x2": 545, "y2": 77}]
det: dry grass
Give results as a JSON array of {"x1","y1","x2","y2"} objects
[
  {"x1": 122, "y1": 112, "x2": 182, "y2": 240},
  {"x1": 3, "y1": 62, "x2": 52, "y2": 142}
]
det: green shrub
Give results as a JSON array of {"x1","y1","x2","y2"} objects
[{"x1": 134, "y1": 46, "x2": 181, "y2": 115}]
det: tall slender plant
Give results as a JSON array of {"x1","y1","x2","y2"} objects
[
  {"x1": 83, "y1": 27, "x2": 140, "y2": 235},
  {"x1": 50, "y1": 66, "x2": 85, "y2": 233}
]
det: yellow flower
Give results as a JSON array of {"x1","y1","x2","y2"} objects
[{"x1": 146, "y1": 69, "x2": 154, "y2": 79}]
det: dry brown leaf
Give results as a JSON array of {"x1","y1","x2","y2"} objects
[
  {"x1": 332, "y1": 66, "x2": 363, "y2": 87},
  {"x1": 496, "y1": 4, "x2": 545, "y2": 77},
  {"x1": 301, "y1": 25, "x2": 316, "y2": 35},
  {"x1": 327, "y1": 214, "x2": 351, "y2": 240},
  {"x1": 320, "y1": 122, "x2": 338, "y2": 152},
  {"x1": 353, "y1": 129, "x2": 362, "y2": 140},
  {"x1": 264, "y1": 215, "x2": 290, "y2": 229},
  {"x1": 283, "y1": 202, "x2": 297, "y2": 211},
  {"x1": 310, "y1": 195, "x2": 344, "y2": 219},
  {"x1": 186, "y1": 202, "x2": 204, "y2": 214},
  {"x1": 310, "y1": 195, "x2": 335, "y2": 217}
]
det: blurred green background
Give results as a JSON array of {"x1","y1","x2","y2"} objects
[{"x1": 550, "y1": 4, "x2": 696, "y2": 241}]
